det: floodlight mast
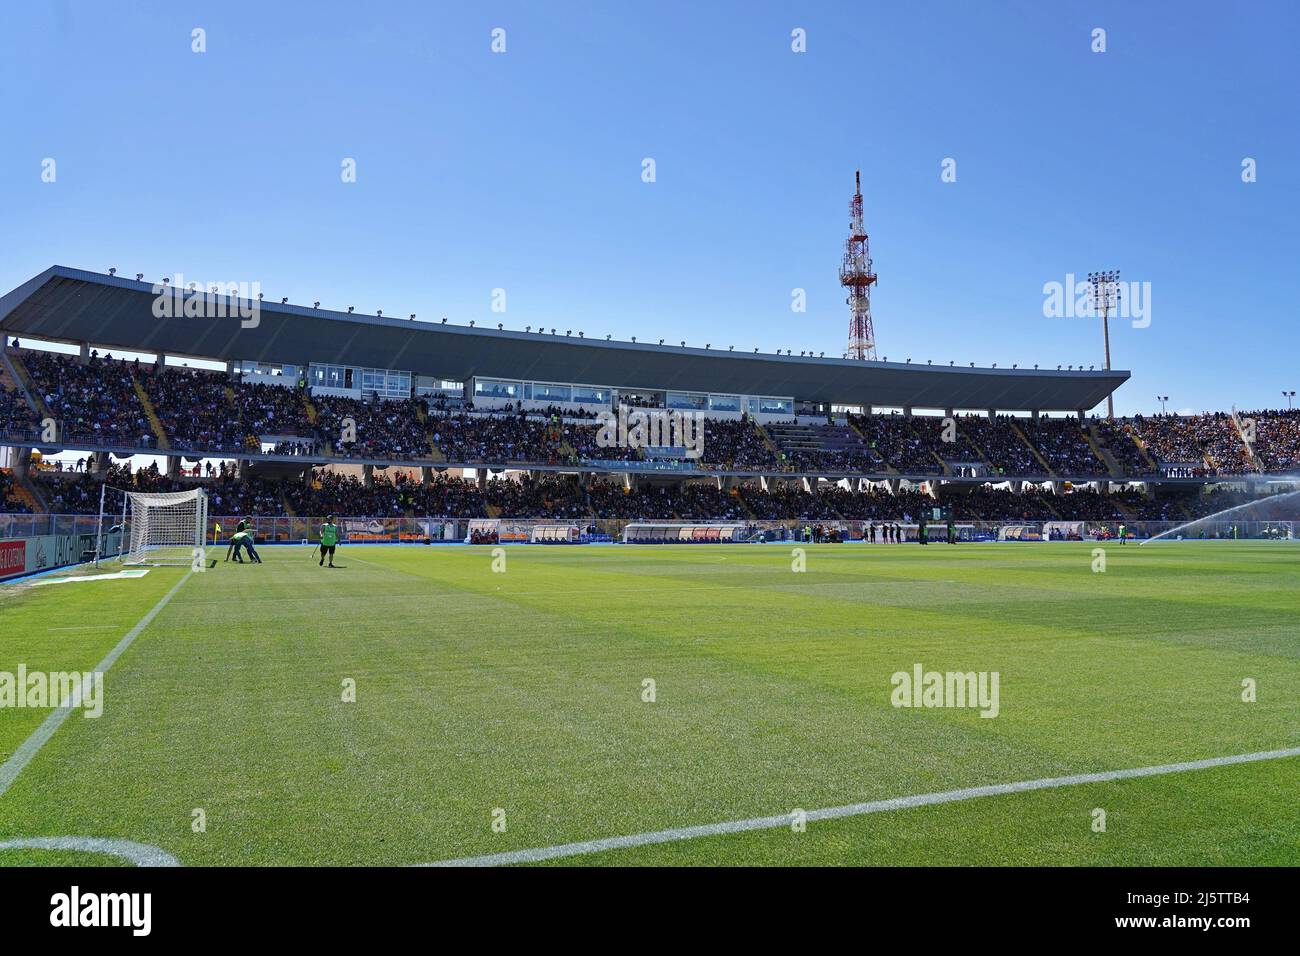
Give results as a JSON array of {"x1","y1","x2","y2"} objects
[
  {"x1": 1088, "y1": 270, "x2": 1121, "y2": 419},
  {"x1": 841, "y1": 170, "x2": 878, "y2": 361}
]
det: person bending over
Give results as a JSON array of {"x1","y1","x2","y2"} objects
[{"x1": 229, "y1": 529, "x2": 262, "y2": 564}]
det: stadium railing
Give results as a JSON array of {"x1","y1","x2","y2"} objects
[{"x1": 3, "y1": 513, "x2": 1296, "y2": 546}]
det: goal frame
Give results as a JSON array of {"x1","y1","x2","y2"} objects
[{"x1": 121, "y1": 488, "x2": 208, "y2": 566}]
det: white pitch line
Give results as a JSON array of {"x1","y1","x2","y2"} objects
[
  {"x1": 425, "y1": 747, "x2": 1300, "y2": 867},
  {"x1": 0, "y1": 571, "x2": 191, "y2": 799},
  {"x1": 0, "y1": 836, "x2": 180, "y2": 867}
]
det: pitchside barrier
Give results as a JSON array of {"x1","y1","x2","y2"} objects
[
  {"x1": 0, "y1": 528, "x2": 126, "y2": 581},
  {"x1": 3, "y1": 514, "x2": 1297, "y2": 562}
]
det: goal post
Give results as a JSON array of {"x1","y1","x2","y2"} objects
[
  {"x1": 93, "y1": 483, "x2": 132, "y2": 566},
  {"x1": 123, "y1": 488, "x2": 208, "y2": 566}
]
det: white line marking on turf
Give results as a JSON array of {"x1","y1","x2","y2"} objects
[
  {"x1": 0, "y1": 836, "x2": 180, "y2": 867},
  {"x1": 0, "y1": 572, "x2": 192, "y2": 800},
  {"x1": 423, "y1": 747, "x2": 1300, "y2": 867}
]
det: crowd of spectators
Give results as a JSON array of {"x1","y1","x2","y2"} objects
[
  {"x1": 1130, "y1": 412, "x2": 1251, "y2": 474},
  {"x1": 850, "y1": 414, "x2": 944, "y2": 475},
  {"x1": 941, "y1": 485, "x2": 1056, "y2": 521},
  {"x1": 240, "y1": 382, "x2": 313, "y2": 438},
  {"x1": 1094, "y1": 420, "x2": 1156, "y2": 476},
  {"x1": 486, "y1": 474, "x2": 591, "y2": 518},
  {"x1": 315, "y1": 396, "x2": 430, "y2": 460},
  {"x1": 1246, "y1": 409, "x2": 1300, "y2": 473},
  {"x1": 0, "y1": 469, "x2": 33, "y2": 513},
  {"x1": 773, "y1": 424, "x2": 878, "y2": 474},
  {"x1": 148, "y1": 365, "x2": 250, "y2": 452},
  {"x1": 8, "y1": 348, "x2": 1300, "y2": 488},
  {"x1": 23, "y1": 351, "x2": 155, "y2": 447},
  {"x1": 1017, "y1": 418, "x2": 1108, "y2": 477},
  {"x1": 906, "y1": 416, "x2": 986, "y2": 467},
  {"x1": 960, "y1": 416, "x2": 1043, "y2": 476},
  {"x1": 564, "y1": 419, "x2": 643, "y2": 463},
  {"x1": 699, "y1": 420, "x2": 777, "y2": 471},
  {"x1": 22, "y1": 458, "x2": 1283, "y2": 527},
  {"x1": 0, "y1": 383, "x2": 41, "y2": 441},
  {"x1": 430, "y1": 409, "x2": 564, "y2": 464},
  {"x1": 583, "y1": 480, "x2": 748, "y2": 520}
]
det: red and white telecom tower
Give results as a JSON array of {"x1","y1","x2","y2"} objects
[{"x1": 840, "y1": 170, "x2": 878, "y2": 360}]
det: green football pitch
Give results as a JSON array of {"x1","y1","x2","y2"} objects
[{"x1": 0, "y1": 542, "x2": 1297, "y2": 866}]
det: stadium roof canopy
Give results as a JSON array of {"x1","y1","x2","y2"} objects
[{"x1": 0, "y1": 266, "x2": 1128, "y2": 412}]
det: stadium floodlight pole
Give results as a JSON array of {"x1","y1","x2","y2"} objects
[
  {"x1": 1157, "y1": 395, "x2": 1169, "y2": 415},
  {"x1": 1088, "y1": 270, "x2": 1121, "y2": 420},
  {"x1": 1284, "y1": 390, "x2": 1295, "y2": 410}
]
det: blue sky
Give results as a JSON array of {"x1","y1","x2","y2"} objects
[{"x1": 2, "y1": 0, "x2": 1297, "y2": 417}]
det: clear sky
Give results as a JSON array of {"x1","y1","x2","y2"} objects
[{"x1": 2, "y1": 0, "x2": 1297, "y2": 417}]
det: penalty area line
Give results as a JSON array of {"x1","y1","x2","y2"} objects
[
  {"x1": 0, "y1": 571, "x2": 192, "y2": 800},
  {"x1": 424, "y1": 746, "x2": 1300, "y2": 867}
]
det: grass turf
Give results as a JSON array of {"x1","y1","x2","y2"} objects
[{"x1": 0, "y1": 541, "x2": 1296, "y2": 866}]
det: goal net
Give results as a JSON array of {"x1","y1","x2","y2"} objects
[{"x1": 124, "y1": 488, "x2": 208, "y2": 565}]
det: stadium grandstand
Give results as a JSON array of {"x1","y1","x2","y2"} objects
[{"x1": 1, "y1": 266, "x2": 1297, "y2": 541}]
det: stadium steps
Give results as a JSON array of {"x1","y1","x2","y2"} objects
[
  {"x1": 766, "y1": 423, "x2": 821, "y2": 451},
  {"x1": 1229, "y1": 410, "x2": 1263, "y2": 473},
  {"x1": 3, "y1": 468, "x2": 46, "y2": 513},
  {"x1": 279, "y1": 490, "x2": 296, "y2": 517},
  {"x1": 19, "y1": 476, "x2": 47, "y2": 513},
  {"x1": 1110, "y1": 496, "x2": 1140, "y2": 522},
  {"x1": 2, "y1": 351, "x2": 52, "y2": 420},
  {"x1": 1084, "y1": 425, "x2": 1125, "y2": 478},
  {"x1": 131, "y1": 376, "x2": 172, "y2": 451},
  {"x1": 893, "y1": 420, "x2": 951, "y2": 476},
  {"x1": 961, "y1": 433, "x2": 992, "y2": 470},
  {"x1": 845, "y1": 420, "x2": 901, "y2": 474},
  {"x1": 303, "y1": 394, "x2": 318, "y2": 425},
  {"x1": 731, "y1": 488, "x2": 757, "y2": 519},
  {"x1": 922, "y1": 441, "x2": 953, "y2": 476},
  {"x1": 1125, "y1": 425, "x2": 1162, "y2": 474},
  {"x1": 1008, "y1": 421, "x2": 1056, "y2": 478},
  {"x1": 0, "y1": 365, "x2": 19, "y2": 397},
  {"x1": 485, "y1": 503, "x2": 502, "y2": 518},
  {"x1": 753, "y1": 423, "x2": 789, "y2": 468}
]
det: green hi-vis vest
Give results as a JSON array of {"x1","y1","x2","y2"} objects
[{"x1": 320, "y1": 524, "x2": 339, "y2": 547}]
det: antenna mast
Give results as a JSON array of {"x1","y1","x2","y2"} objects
[{"x1": 841, "y1": 170, "x2": 878, "y2": 360}]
